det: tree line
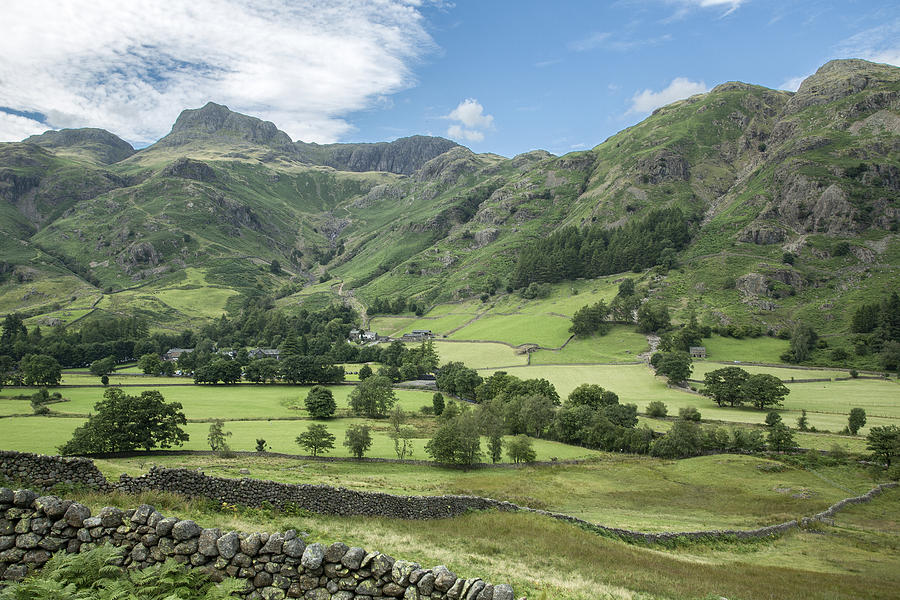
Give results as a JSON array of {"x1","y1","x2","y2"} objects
[{"x1": 511, "y1": 207, "x2": 693, "y2": 288}]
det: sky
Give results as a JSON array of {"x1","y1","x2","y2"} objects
[{"x1": 0, "y1": 0, "x2": 898, "y2": 157}]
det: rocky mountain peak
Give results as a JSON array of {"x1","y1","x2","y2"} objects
[
  {"x1": 24, "y1": 128, "x2": 135, "y2": 164},
  {"x1": 157, "y1": 102, "x2": 296, "y2": 152},
  {"x1": 784, "y1": 58, "x2": 900, "y2": 115}
]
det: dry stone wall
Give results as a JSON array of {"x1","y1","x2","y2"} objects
[
  {"x1": 1, "y1": 449, "x2": 897, "y2": 546},
  {"x1": 0, "y1": 486, "x2": 515, "y2": 600}
]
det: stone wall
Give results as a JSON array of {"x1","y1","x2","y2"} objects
[
  {"x1": 0, "y1": 486, "x2": 516, "y2": 600},
  {"x1": 0, "y1": 449, "x2": 896, "y2": 547}
]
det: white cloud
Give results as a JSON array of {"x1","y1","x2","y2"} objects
[
  {"x1": 628, "y1": 77, "x2": 708, "y2": 113},
  {"x1": 0, "y1": 111, "x2": 49, "y2": 141},
  {"x1": 779, "y1": 75, "x2": 808, "y2": 92},
  {"x1": 443, "y1": 98, "x2": 493, "y2": 142},
  {"x1": 663, "y1": 0, "x2": 745, "y2": 20},
  {"x1": 568, "y1": 32, "x2": 611, "y2": 52},
  {"x1": 836, "y1": 20, "x2": 900, "y2": 68},
  {"x1": 0, "y1": 0, "x2": 435, "y2": 145}
]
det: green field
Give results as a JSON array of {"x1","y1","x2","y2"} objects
[
  {"x1": 450, "y1": 313, "x2": 572, "y2": 347},
  {"x1": 429, "y1": 341, "x2": 527, "y2": 369},
  {"x1": 530, "y1": 326, "x2": 648, "y2": 364},
  {"x1": 700, "y1": 335, "x2": 791, "y2": 363},
  {"x1": 691, "y1": 362, "x2": 849, "y2": 381}
]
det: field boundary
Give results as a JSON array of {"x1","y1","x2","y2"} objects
[{"x1": 1, "y1": 449, "x2": 896, "y2": 545}]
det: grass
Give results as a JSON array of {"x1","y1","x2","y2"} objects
[
  {"x1": 691, "y1": 362, "x2": 849, "y2": 381},
  {"x1": 36, "y1": 485, "x2": 900, "y2": 600},
  {"x1": 90, "y1": 453, "x2": 883, "y2": 533},
  {"x1": 530, "y1": 326, "x2": 648, "y2": 364},
  {"x1": 450, "y1": 313, "x2": 572, "y2": 347},
  {"x1": 701, "y1": 335, "x2": 791, "y2": 363},
  {"x1": 429, "y1": 341, "x2": 527, "y2": 369}
]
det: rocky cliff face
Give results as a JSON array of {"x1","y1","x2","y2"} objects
[{"x1": 297, "y1": 135, "x2": 460, "y2": 176}]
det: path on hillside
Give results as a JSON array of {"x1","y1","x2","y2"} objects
[{"x1": 335, "y1": 279, "x2": 368, "y2": 327}]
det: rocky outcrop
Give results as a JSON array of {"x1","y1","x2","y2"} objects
[
  {"x1": 416, "y1": 147, "x2": 485, "y2": 185},
  {"x1": 635, "y1": 149, "x2": 690, "y2": 184},
  {"x1": 738, "y1": 225, "x2": 785, "y2": 245},
  {"x1": 298, "y1": 136, "x2": 460, "y2": 176},
  {"x1": 783, "y1": 59, "x2": 900, "y2": 115},
  {"x1": 157, "y1": 103, "x2": 297, "y2": 154},
  {"x1": 162, "y1": 158, "x2": 217, "y2": 182},
  {"x1": 24, "y1": 128, "x2": 135, "y2": 164}
]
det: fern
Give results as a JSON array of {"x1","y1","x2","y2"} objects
[{"x1": 0, "y1": 546, "x2": 242, "y2": 600}]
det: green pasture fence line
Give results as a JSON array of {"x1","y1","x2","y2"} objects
[{"x1": 1, "y1": 450, "x2": 896, "y2": 546}]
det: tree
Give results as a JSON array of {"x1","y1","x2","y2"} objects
[
  {"x1": 20, "y1": 354, "x2": 62, "y2": 387},
  {"x1": 743, "y1": 374, "x2": 789, "y2": 409},
  {"x1": 349, "y1": 375, "x2": 397, "y2": 418},
  {"x1": 432, "y1": 392, "x2": 445, "y2": 416},
  {"x1": 305, "y1": 386, "x2": 337, "y2": 418},
  {"x1": 703, "y1": 367, "x2": 749, "y2": 407},
  {"x1": 425, "y1": 412, "x2": 482, "y2": 466},
  {"x1": 646, "y1": 401, "x2": 668, "y2": 417},
  {"x1": 208, "y1": 419, "x2": 232, "y2": 452},
  {"x1": 296, "y1": 423, "x2": 335, "y2": 457},
  {"x1": 344, "y1": 424, "x2": 373, "y2": 459},
  {"x1": 59, "y1": 388, "x2": 189, "y2": 454},
  {"x1": 653, "y1": 352, "x2": 692, "y2": 385},
  {"x1": 89, "y1": 356, "x2": 116, "y2": 379},
  {"x1": 765, "y1": 411, "x2": 783, "y2": 427},
  {"x1": 570, "y1": 300, "x2": 611, "y2": 337},
  {"x1": 678, "y1": 406, "x2": 701, "y2": 422},
  {"x1": 388, "y1": 407, "x2": 416, "y2": 460},
  {"x1": 138, "y1": 353, "x2": 163, "y2": 375},
  {"x1": 848, "y1": 408, "x2": 867, "y2": 435},
  {"x1": 358, "y1": 364, "x2": 373, "y2": 380},
  {"x1": 788, "y1": 324, "x2": 818, "y2": 363},
  {"x1": 506, "y1": 435, "x2": 536, "y2": 464},
  {"x1": 796, "y1": 409, "x2": 809, "y2": 432},
  {"x1": 255, "y1": 438, "x2": 268, "y2": 452},
  {"x1": 866, "y1": 425, "x2": 900, "y2": 467},
  {"x1": 269, "y1": 259, "x2": 282, "y2": 274},
  {"x1": 636, "y1": 302, "x2": 671, "y2": 333},
  {"x1": 521, "y1": 394, "x2": 556, "y2": 437},
  {"x1": 244, "y1": 358, "x2": 279, "y2": 383},
  {"x1": 650, "y1": 420, "x2": 703, "y2": 458},
  {"x1": 566, "y1": 384, "x2": 618, "y2": 409},
  {"x1": 767, "y1": 422, "x2": 798, "y2": 452},
  {"x1": 618, "y1": 278, "x2": 635, "y2": 297}
]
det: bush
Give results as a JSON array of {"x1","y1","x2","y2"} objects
[
  {"x1": 678, "y1": 406, "x2": 701, "y2": 422},
  {"x1": 849, "y1": 369, "x2": 859, "y2": 378},
  {"x1": 506, "y1": 435, "x2": 537, "y2": 464},
  {"x1": 344, "y1": 424, "x2": 373, "y2": 459},
  {"x1": 304, "y1": 386, "x2": 336, "y2": 418},
  {"x1": 646, "y1": 401, "x2": 668, "y2": 418}
]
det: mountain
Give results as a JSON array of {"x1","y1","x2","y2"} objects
[{"x1": 0, "y1": 58, "x2": 897, "y2": 340}]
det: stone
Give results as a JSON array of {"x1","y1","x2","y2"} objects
[
  {"x1": 300, "y1": 543, "x2": 325, "y2": 570},
  {"x1": 2, "y1": 563, "x2": 27, "y2": 581},
  {"x1": 156, "y1": 517, "x2": 178, "y2": 537},
  {"x1": 30, "y1": 517, "x2": 50, "y2": 535},
  {"x1": 198, "y1": 528, "x2": 222, "y2": 556},
  {"x1": 383, "y1": 582, "x2": 405, "y2": 597},
  {"x1": 355, "y1": 578, "x2": 380, "y2": 595},
  {"x1": 130, "y1": 543, "x2": 149, "y2": 562},
  {"x1": 409, "y1": 568, "x2": 426, "y2": 584},
  {"x1": 446, "y1": 578, "x2": 465, "y2": 600},
  {"x1": 493, "y1": 584, "x2": 514, "y2": 600},
  {"x1": 174, "y1": 539, "x2": 198, "y2": 555},
  {"x1": 261, "y1": 532, "x2": 284, "y2": 554},
  {"x1": 39, "y1": 536, "x2": 63, "y2": 552},
  {"x1": 260, "y1": 587, "x2": 285, "y2": 600},
  {"x1": 304, "y1": 589, "x2": 330, "y2": 600},
  {"x1": 341, "y1": 546, "x2": 366, "y2": 570},
  {"x1": 476, "y1": 583, "x2": 494, "y2": 600},
  {"x1": 466, "y1": 580, "x2": 485, "y2": 600},
  {"x1": 324, "y1": 541, "x2": 349, "y2": 563},
  {"x1": 83, "y1": 516, "x2": 102, "y2": 529},
  {"x1": 241, "y1": 532, "x2": 263, "y2": 556},
  {"x1": 34, "y1": 496, "x2": 68, "y2": 519},
  {"x1": 130, "y1": 504, "x2": 155, "y2": 525},
  {"x1": 217, "y1": 531, "x2": 241, "y2": 559},
  {"x1": 98, "y1": 506, "x2": 125, "y2": 528},
  {"x1": 0, "y1": 488, "x2": 13, "y2": 506},
  {"x1": 371, "y1": 553, "x2": 395, "y2": 577},
  {"x1": 332, "y1": 592, "x2": 354, "y2": 600},
  {"x1": 172, "y1": 519, "x2": 201, "y2": 540},
  {"x1": 15, "y1": 533, "x2": 42, "y2": 549},
  {"x1": 0, "y1": 519, "x2": 11, "y2": 535},
  {"x1": 64, "y1": 503, "x2": 90, "y2": 528},
  {"x1": 254, "y1": 571, "x2": 274, "y2": 587},
  {"x1": 12, "y1": 489, "x2": 37, "y2": 508},
  {"x1": 392, "y1": 559, "x2": 419, "y2": 585},
  {"x1": 282, "y1": 537, "x2": 306, "y2": 558},
  {"x1": 416, "y1": 572, "x2": 435, "y2": 595},
  {"x1": 432, "y1": 565, "x2": 457, "y2": 592},
  {"x1": 404, "y1": 586, "x2": 420, "y2": 600}
]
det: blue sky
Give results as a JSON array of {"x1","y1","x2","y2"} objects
[{"x1": 0, "y1": 0, "x2": 898, "y2": 157}]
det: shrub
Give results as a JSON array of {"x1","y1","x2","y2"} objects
[
  {"x1": 506, "y1": 435, "x2": 537, "y2": 464},
  {"x1": 304, "y1": 386, "x2": 336, "y2": 418},
  {"x1": 849, "y1": 369, "x2": 859, "y2": 378},
  {"x1": 678, "y1": 406, "x2": 701, "y2": 422},
  {"x1": 646, "y1": 401, "x2": 668, "y2": 418},
  {"x1": 848, "y1": 408, "x2": 867, "y2": 435}
]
